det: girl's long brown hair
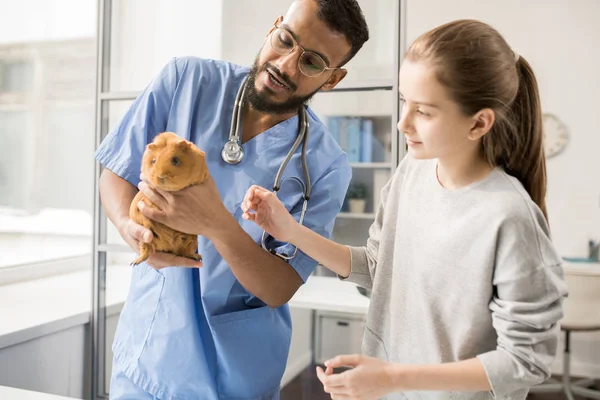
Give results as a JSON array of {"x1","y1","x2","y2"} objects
[{"x1": 405, "y1": 19, "x2": 548, "y2": 221}]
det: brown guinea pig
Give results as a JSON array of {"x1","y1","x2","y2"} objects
[{"x1": 129, "y1": 132, "x2": 210, "y2": 266}]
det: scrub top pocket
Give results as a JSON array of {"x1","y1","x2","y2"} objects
[
  {"x1": 210, "y1": 306, "x2": 291, "y2": 399},
  {"x1": 113, "y1": 263, "x2": 165, "y2": 360}
]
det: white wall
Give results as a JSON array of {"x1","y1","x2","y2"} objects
[
  {"x1": 110, "y1": 0, "x2": 224, "y2": 92},
  {"x1": 406, "y1": 0, "x2": 600, "y2": 378}
]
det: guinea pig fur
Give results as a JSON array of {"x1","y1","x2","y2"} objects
[{"x1": 129, "y1": 132, "x2": 210, "y2": 265}]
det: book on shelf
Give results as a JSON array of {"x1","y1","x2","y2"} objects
[
  {"x1": 326, "y1": 116, "x2": 389, "y2": 163},
  {"x1": 361, "y1": 119, "x2": 373, "y2": 163}
]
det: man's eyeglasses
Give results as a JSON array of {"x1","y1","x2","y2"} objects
[{"x1": 269, "y1": 23, "x2": 342, "y2": 78}]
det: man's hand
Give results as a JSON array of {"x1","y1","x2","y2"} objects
[
  {"x1": 136, "y1": 174, "x2": 235, "y2": 242},
  {"x1": 118, "y1": 218, "x2": 203, "y2": 269}
]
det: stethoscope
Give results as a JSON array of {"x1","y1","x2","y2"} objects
[{"x1": 221, "y1": 76, "x2": 311, "y2": 261}]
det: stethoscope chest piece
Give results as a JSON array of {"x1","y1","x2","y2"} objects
[{"x1": 221, "y1": 140, "x2": 244, "y2": 164}]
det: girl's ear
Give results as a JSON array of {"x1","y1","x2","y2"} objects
[{"x1": 469, "y1": 108, "x2": 495, "y2": 141}]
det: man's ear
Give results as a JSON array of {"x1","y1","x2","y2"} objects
[
  {"x1": 266, "y1": 16, "x2": 284, "y2": 37},
  {"x1": 468, "y1": 108, "x2": 495, "y2": 141},
  {"x1": 319, "y1": 69, "x2": 348, "y2": 92}
]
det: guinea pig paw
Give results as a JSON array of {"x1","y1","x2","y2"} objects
[{"x1": 130, "y1": 256, "x2": 145, "y2": 266}]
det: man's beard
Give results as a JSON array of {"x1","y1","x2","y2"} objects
[{"x1": 244, "y1": 55, "x2": 322, "y2": 115}]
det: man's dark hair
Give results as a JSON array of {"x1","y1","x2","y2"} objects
[{"x1": 315, "y1": 0, "x2": 369, "y2": 66}]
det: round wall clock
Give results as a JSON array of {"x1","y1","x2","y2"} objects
[{"x1": 542, "y1": 113, "x2": 569, "y2": 158}]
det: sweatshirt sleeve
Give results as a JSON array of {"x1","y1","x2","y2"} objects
[
  {"x1": 476, "y1": 203, "x2": 568, "y2": 398},
  {"x1": 340, "y1": 159, "x2": 400, "y2": 289},
  {"x1": 342, "y1": 200, "x2": 385, "y2": 290}
]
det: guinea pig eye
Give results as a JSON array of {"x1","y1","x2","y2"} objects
[
  {"x1": 151, "y1": 158, "x2": 156, "y2": 164},
  {"x1": 171, "y1": 157, "x2": 180, "y2": 166}
]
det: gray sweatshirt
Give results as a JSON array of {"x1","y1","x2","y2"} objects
[{"x1": 343, "y1": 155, "x2": 568, "y2": 400}]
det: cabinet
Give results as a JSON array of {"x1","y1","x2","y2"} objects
[{"x1": 316, "y1": 311, "x2": 366, "y2": 364}]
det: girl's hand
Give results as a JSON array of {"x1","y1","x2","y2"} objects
[
  {"x1": 316, "y1": 355, "x2": 400, "y2": 400},
  {"x1": 241, "y1": 185, "x2": 299, "y2": 243}
]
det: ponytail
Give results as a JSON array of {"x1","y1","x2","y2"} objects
[
  {"x1": 482, "y1": 56, "x2": 548, "y2": 222},
  {"x1": 508, "y1": 56, "x2": 547, "y2": 222}
]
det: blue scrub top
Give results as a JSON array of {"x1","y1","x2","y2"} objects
[{"x1": 95, "y1": 57, "x2": 352, "y2": 400}]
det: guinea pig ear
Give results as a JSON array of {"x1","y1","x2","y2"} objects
[
  {"x1": 197, "y1": 150, "x2": 210, "y2": 182},
  {"x1": 176, "y1": 140, "x2": 191, "y2": 151},
  {"x1": 147, "y1": 143, "x2": 157, "y2": 151}
]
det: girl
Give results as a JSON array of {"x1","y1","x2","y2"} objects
[{"x1": 242, "y1": 19, "x2": 567, "y2": 400}]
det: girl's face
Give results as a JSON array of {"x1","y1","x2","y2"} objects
[{"x1": 397, "y1": 60, "x2": 482, "y2": 161}]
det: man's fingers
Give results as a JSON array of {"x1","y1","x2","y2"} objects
[
  {"x1": 138, "y1": 201, "x2": 167, "y2": 224},
  {"x1": 138, "y1": 181, "x2": 168, "y2": 210},
  {"x1": 127, "y1": 220, "x2": 153, "y2": 243}
]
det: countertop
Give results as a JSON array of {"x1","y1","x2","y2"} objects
[
  {"x1": 0, "y1": 386, "x2": 81, "y2": 400},
  {"x1": 289, "y1": 275, "x2": 370, "y2": 315},
  {"x1": 562, "y1": 260, "x2": 600, "y2": 275}
]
